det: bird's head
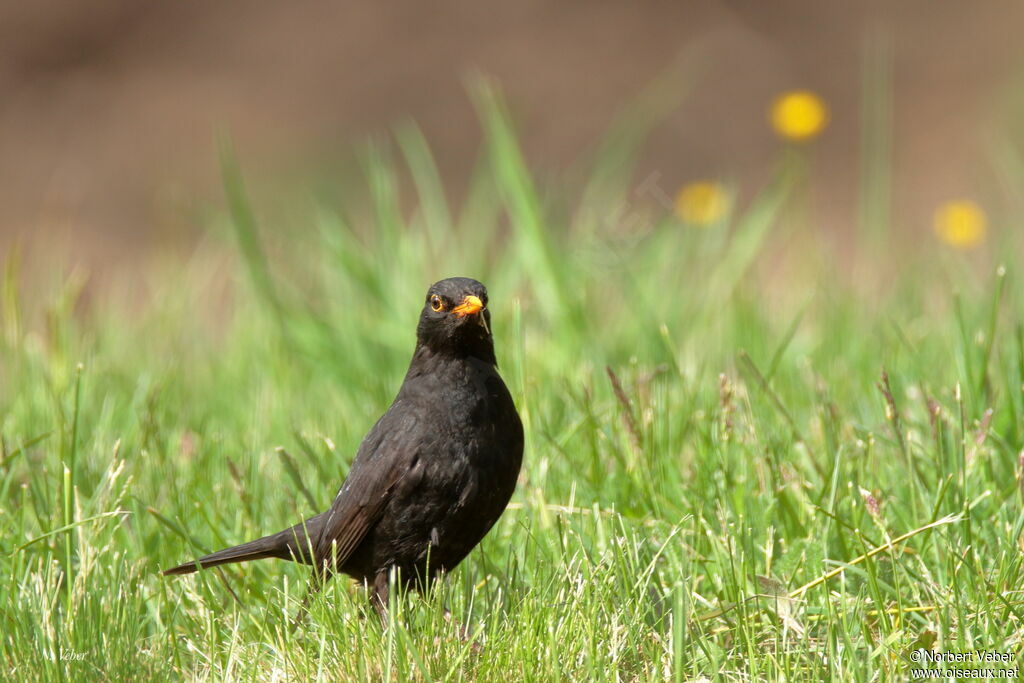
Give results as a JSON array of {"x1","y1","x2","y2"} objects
[{"x1": 416, "y1": 277, "x2": 494, "y2": 362}]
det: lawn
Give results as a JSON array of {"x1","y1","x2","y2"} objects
[{"x1": 2, "y1": 82, "x2": 1022, "y2": 681}]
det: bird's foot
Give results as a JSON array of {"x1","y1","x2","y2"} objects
[{"x1": 433, "y1": 608, "x2": 482, "y2": 652}]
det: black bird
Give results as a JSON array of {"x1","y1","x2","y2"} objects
[{"x1": 163, "y1": 277, "x2": 524, "y2": 616}]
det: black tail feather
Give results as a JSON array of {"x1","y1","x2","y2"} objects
[
  {"x1": 162, "y1": 537, "x2": 283, "y2": 575},
  {"x1": 162, "y1": 512, "x2": 327, "y2": 576}
]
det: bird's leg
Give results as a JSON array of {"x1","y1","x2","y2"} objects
[{"x1": 371, "y1": 570, "x2": 390, "y2": 624}]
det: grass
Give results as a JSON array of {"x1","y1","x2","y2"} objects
[{"x1": 2, "y1": 81, "x2": 1024, "y2": 681}]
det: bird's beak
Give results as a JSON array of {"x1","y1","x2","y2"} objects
[{"x1": 452, "y1": 295, "x2": 484, "y2": 317}]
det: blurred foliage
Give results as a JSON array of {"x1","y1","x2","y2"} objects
[{"x1": 1, "y1": 79, "x2": 1023, "y2": 680}]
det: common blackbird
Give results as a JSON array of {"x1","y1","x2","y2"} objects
[{"x1": 163, "y1": 277, "x2": 524, "y2": 616}]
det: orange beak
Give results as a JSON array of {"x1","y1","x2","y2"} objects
[{"x1": 452, "y1": 295, "x2": 484, "y2": 317}]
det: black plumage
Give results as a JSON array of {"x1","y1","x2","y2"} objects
[{"x1": 163, "y1": 277, "x2": 524, "y2": 616}]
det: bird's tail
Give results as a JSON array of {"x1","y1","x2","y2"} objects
[
  {"x1": 162, "y1": 536, "x2": 285, "y2": 575},
  {"x1": 162, "y1": 513, "x2": 326, "y2": 576}
]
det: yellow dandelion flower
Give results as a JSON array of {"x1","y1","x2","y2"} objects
[
  {"x1": 675, "y1": 181, "x2": 730, "y2": 226},
  {"x1": 934, "y1": 200, "x2": 986, "y2": 249},
  {"x1": 770, "y1": 90, "x2": 829, "y2": 142}
]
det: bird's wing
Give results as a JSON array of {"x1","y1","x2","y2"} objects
[{"x1": 312, "y1": 402, "x2": 426, "y2": 568}]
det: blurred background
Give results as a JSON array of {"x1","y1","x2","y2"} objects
[
  {"x1": 3, "y1": 0, "x2": 1023, "y2": 270},
  {"x1": 8, "y1": 5, "x2": 1024, "y2": 678}
]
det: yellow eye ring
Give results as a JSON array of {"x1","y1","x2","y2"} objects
[{"x1": 430, "y1": 295, "x2": 444, "y2": 312}]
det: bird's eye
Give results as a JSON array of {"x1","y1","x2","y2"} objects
[{"x1": 430, "y1": 295, "x2": 444, "y2": 312}]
